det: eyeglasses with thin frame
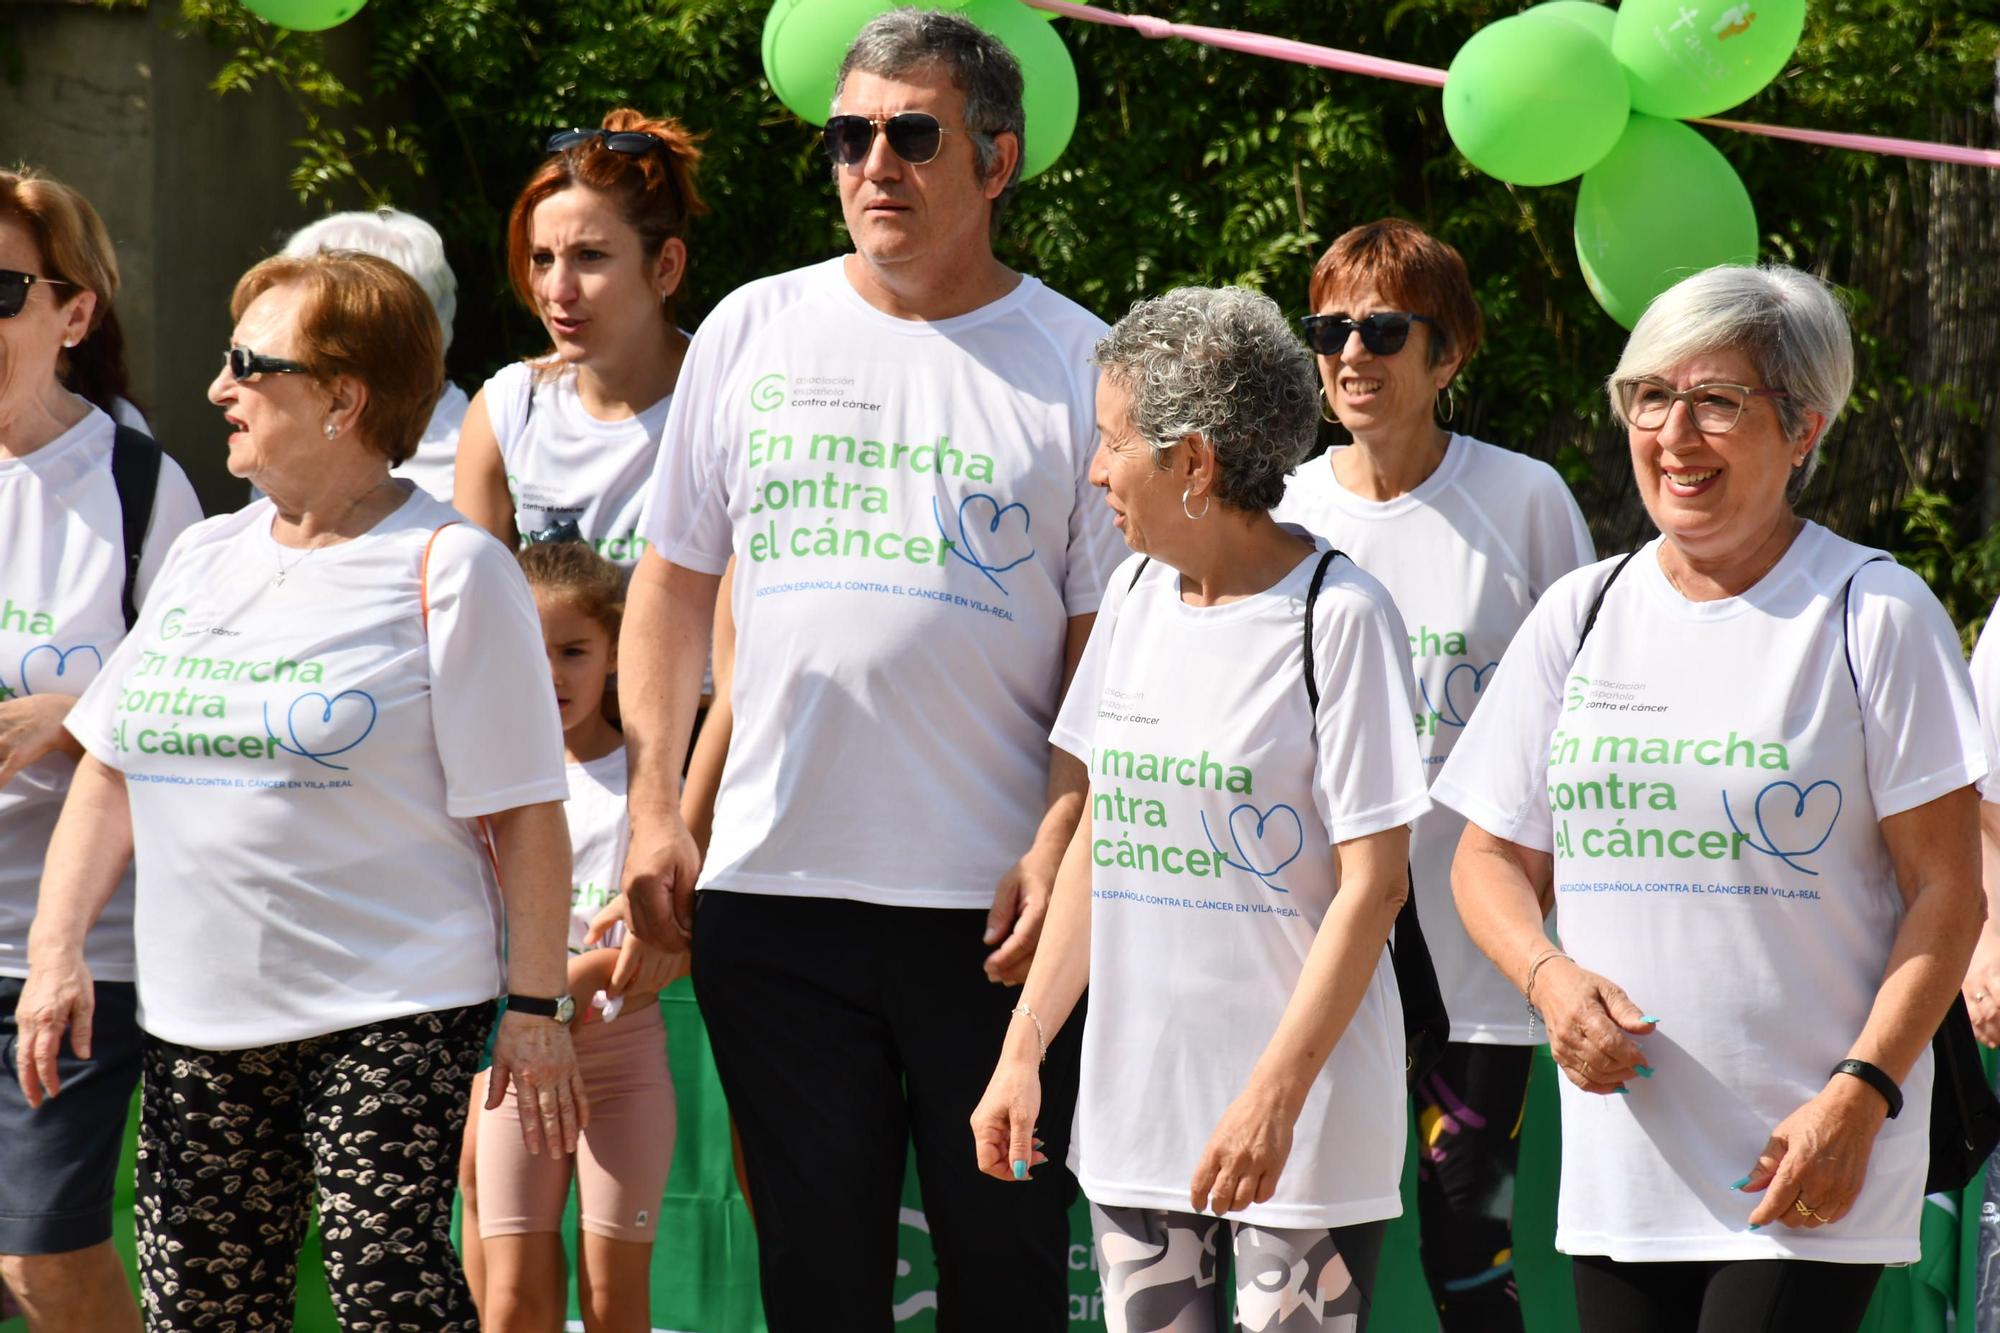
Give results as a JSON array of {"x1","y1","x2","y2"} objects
[
  {"x1": 224, "y1": 347, "x2": 312, "y2": 383},
  {"x1": 0, "y1": 268, "x2": 73, "y2": 320},
  {"x1": 1615, "y1": 377, "x2": 1789, "y2": 435},
  {"x1": 821, "y1": 113, "x2": 974, "y2": 167},
  {"x1": 1299, "y1": 311, "x2": 1438, "y2": 358}
]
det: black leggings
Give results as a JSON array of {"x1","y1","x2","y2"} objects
[
  {"x1": 1572, "y1": 1253, "x2": 1884, "y2": 1333},
  {"x1": 1413, "y1": 1041, "x2": 1534, "y2": 1332}
]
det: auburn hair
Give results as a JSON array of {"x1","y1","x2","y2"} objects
[
  {"x1": 1307, "y1": 218, "x2": 1485, "y2": 373},
  {"x1": 505, "y1": 109, "x2": 706, "y2": 326},
  {"x1": 0, "y1": 165, "x2": 140, "y2": 416}
]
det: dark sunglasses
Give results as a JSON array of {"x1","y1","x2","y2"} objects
[
  {"x1": 1299, "y1": 311, "x2": 1438, "y2": 358},
  {"x1": 821, "y1": 113, "x2": 970, "y2": 167},
  {"x1": 224, "y1": 347, "x2": 312, "y2": 383},
  {"x1": 523, "y1": 518, "x2": 586, "y2": 546},
  {"x1": 545, "y1": 128, "x2": 685, "y2": 213},
  {"x1": 0, "y1": 268, "x2": 73, "y2": 320}
]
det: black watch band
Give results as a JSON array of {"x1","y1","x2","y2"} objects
[
  {"x1": 506, "y1": 992, "x2": 574, "y2": 1024},
  {"x1": 1831, "y1": 1059, "x2": 1902, "y2": 1119}
]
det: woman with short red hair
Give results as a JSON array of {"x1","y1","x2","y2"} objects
[
  {"x1": 1273, "y1": 217, "x2": 1593, "y2": 1331},
  {"x1": 17, "y1": 249, "x2": 586, "y2": 1330},
  {"x1": 456, "y1": 109, "x2": 704, "y2": 567}
]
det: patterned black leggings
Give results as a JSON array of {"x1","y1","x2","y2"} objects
[{"x1": 136, "y1": 1002, "x2": 493, "y2": 1332}]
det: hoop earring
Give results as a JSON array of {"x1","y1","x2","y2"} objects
[
  {"x1": 1182, "y1": 487, "x2": 1210, "y2": 521},
  {"x1": 1318, "y1": 387, "x2": 1338, "y2": 425},
  {"x1": 1437, "y1": 385, "x2": 1456, "y2": 424}
]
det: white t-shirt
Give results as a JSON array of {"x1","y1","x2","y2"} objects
[
  {"x1": 1432, "y1": 525, "x2": 1985, "y2": 1263},
  {"x1": 1967, "y1": 610, "x2": 2000, "y2": 802},
  {"x1": 566, "y1": 747, "x2": 630, "y2": 953},
  {"x1": 642, "y1": 258, "x2": 1123, "y2": 909},
  {"x1": 66, "y1": 485, "x2": 570, "y2": 1048},
  {"x1": 0, "y1": 408, "x2": 202, "y2": 980},
  {"x1": 487, "y1": 360, "x2": 670, "y2": 569},
  {"x1": 1273, "y1": 436, "x2": 1593, "y2": 1042},
  {"x1": 1051, "y1": 539, "x2": 1431, "y2": 1227},
  {"x1": 392, "y1": 381, "x2": 471, "y2": 505}
]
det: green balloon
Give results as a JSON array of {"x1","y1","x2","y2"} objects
[
  {"x1": 1573, "y1": 115, "x2": 1759, "y2": 329},
  {"x1": 1612, "y1": 0, "x2": 1805, "y2": 119},
  {"x1": 959, "y1": 0, "x2": 1079, "y2": 180},
  {"x1": 243, "y1": 0, "x2": 367, "y2": 32},
  {"x1": 1525, "y1": 0, "x2": 1615, "y2": 45},
  {"x1": 1443, "y1": 13, "x2": 1630, "y2": 186},
  {"x1": 764, "y1": 0, "x2": 896, "y2": 124}
]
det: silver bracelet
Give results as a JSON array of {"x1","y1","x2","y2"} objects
[
  {"x1": 1011, "y1": 1003, "x2": 1048, "y2": 1064},
  {"x1": 1522, "y1": 948, "x2": 1571, "y2": 1041}
]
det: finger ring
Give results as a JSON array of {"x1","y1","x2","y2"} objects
[
  {"x1": 1795, "y1": 1199, "x2": 1816, "y2": 1218},
  {"x1": 1811, "y1": 1208, "x2": 1832, "y2": 1223}
]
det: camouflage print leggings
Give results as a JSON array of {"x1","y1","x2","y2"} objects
[
  {"x1": 1089, "y1": 1203, "x2": 1386, "y2": 1333},
  {"x1": 135, "y1": 1002, "x2": 493, "y2": 1332}
]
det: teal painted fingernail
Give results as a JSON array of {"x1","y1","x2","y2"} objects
[
  {"x1": 1730, "y1": 1175, "x2": 1753, "y2": 1190},
  {"x1": 1641, "y1": 1015, "x2": 1662, "y2": 1024},
  {"x1": 1749, "y1": 1223, "x2": 1764, "y2": 1232},
  {"x1": 1635, "y1": 1064, "x2": 1655, "y2": 1079},
  {"x1": 1614, "y1": 1086, "x2": 1631, "y2": 1096},
  {"x1": 1011, "y1": 1160, "x2": 1027, "y2": 1180}
]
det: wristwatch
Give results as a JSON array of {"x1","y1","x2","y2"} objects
[{"x1": 506, "y1": 992, "x2": 577, "y2": 1025}]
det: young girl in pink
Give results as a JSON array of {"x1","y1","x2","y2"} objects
[{"x1": 470, "y1": 541, "x2": 683, "y2": 1332}]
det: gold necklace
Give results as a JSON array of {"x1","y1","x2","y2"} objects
[{"x1": 271, "y1": 480, "x2": 393, "y2": 586}]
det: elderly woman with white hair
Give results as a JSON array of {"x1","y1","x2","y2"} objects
[
  {"x1": 972, "y1": 286, "x2": 1429, "y2": 1332},
  {"x1": 1434, "y1": 264, "x2": 1985, "y2": 1331},
  {"x1": 283, "y1": 207, "x2": 465, "y2": 503}
]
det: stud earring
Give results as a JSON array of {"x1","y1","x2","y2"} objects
[{"x1": 324, "y1": 421, "x2": 339, "y2": 439}]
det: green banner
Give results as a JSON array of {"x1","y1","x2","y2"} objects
[{"x1": 0, "y1": 988, "x2": 1969, "y2": 1332}]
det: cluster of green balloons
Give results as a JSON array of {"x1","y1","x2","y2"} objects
[
  {"x1": 242, "y1": 0, "x2": 367, "y2": 31},
  {"x1": 1445, "y1": 0, "x2": 1799, "y2": 326},
  {"x1": 763, "y1": 0, "x2": 1079, "y2": 180}
]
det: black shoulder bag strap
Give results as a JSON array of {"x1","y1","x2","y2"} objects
[
  {"x1": 1574, "y1": 548, "x2": 1642, "y2": 658},
  {"x1": 1838, "y1": 555, "x2": 2000, "y2": 1192},
  {"x1": 109, "y1": 425, "x2": 163, "y2": 631},
  {"x1": 1301, "y1": 549, "x2": 1450, "y2": 1088}
]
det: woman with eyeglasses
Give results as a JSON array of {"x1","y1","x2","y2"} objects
[
  {"x1": 1271, "y1": 216, "x2": 1592, "y2": 1332},
  {"x1": 456, "y1": 109, "x2": 704, "y2": 569},
  {"x1": 1434, "y1": 264, "x2": 1984, "y2": 1332},
  {"x1": 16, "y1": 248, "x2": 587, "y2": 1331},
  {"x1": 0, "y1": 164, "x2": 202, "y2": 1333}
]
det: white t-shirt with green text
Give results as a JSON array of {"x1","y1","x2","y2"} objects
[
  {"x1": 1273, "y1": 436, "x2": 1593, "y2": 1042},
  {"x1": 66, "y1": 486, "x2": 570, "y2": 1048},
  {"x1": 486, "y1": 361, "x2": 670, "y2": 568},
  {"x1": 1433, "y1": 526, "x2": 1984, "y2": 1262},
  {"x1": 0, "y1": 407, "x2": 202, "y2": 980},
  {"x1": 565, "y1": 747, "x2": 630, "y2": 952},
  {"x1": 643, "y1": 258, "x2": 1122, "y2": 909},
  {"x1": 1051, "y1": 540, "x2": 1431, "y2": 1227}
]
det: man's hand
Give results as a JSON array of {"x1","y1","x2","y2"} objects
[
  {"x1": 0, "y1": 694, "x2": 80, "y2": 789},
  {"x1": 621, "y1": 809, "x2": 702, "y2": 954},
  {"x1": 983, "y1": 846, "x2": 1060, "y2": 985}
]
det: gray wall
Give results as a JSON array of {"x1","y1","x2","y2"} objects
[{"x1": 5, "y1": 1, "x2": 370, "y2": 514}]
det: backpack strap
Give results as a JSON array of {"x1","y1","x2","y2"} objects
[
  {"x1": 1125, "y1": 556, "x2": 1151, "y2": 593},
  {"x1": 1300, "y1": 549, "x2": 1342, "y2": 715},
  {"x1": 1574, "y1": 549, "x2": 1641, "y2": 660},
  {"x1": 109, "y1": 425, "x2": 162, "y2": 631},
  {"x1": 1840, "y1": 555, "x2": 1893, "y2": 696},
  {"x1": 420, "y1": 521, "x2": 461, "y2": 636}
]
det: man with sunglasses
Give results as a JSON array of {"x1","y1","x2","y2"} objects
[{"x1": 620, "y1": 10, "x2": 1117, "y2": 1329}]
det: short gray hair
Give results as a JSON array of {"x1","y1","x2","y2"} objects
[
  {"x1": 283, "y1": 207, "x2": 458, "y2": 354},
  {"x1": 1094, "y1": 287, "x2": 1320, "y2": 513},
  {"x1": 833, "y1": 10, "x2": 1025, "y2": 234},
  {"x1": 1609, "y1": 264, "x2": 1853, "y2": 501}
]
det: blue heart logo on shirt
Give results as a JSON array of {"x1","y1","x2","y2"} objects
[
  {"x1": 933, "y1": 493, "x2": 1036, "y2": 595},
  {"x1": 18, "y1": 643, "x2": 104, "y2": 697},
  {"x1": 1723, "y1": 779, "x2": 1843, "y2": 876},
  {"x1": 263, "y1": 690, "x2": 378, "y2": 772},
  {"x1": 1201, "y1": 802, "x2": 1305, "y2": 894},
  {"x1": 1425, "y1": 660, "x2": 1497, "y2": 729}
]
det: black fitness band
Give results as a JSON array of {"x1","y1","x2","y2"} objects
[{"x1": 1831, "y1": 1058, "x2": 1903, "y2": 1119}]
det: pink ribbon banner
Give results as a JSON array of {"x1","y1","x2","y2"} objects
[{"x1": 1022, "y1": 0, "x2": 2000, "y2": 171}]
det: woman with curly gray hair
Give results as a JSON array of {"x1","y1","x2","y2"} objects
[{"x1": 971, "y1": 286, "x2": 1429, "y2": 1331}]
